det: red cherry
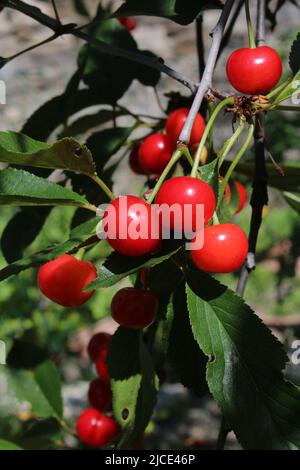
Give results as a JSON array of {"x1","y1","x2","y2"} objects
[
  {"x1": 165, "y1": 108, "x2": 206, "y2": 147},
  {"x1": 37, "y1": 255, "x2": 96, "y2": 307},
  {"x1": 118, "y1": 16, "x2": 137, "y2": 31},
  {"x1": 226, "y1": 46, "x2": 282, "y2": 95},
  {"x1": 219, "y1": 177, "x2": 231, "y2": 203},
  {"x1": 88, "y1": 378, "x2": 112, "y2": 411},
  {"x1": 111, "y1": 287, "x2": 158, "y2": 329},
  {"x1": 129, "y1": 146, "x2": 145, "y2": 175},
  {"x1": 103, "y1": 195, "x2": 161, "y2": 257},
  {"x1": 76, "y1": 408, "x2": 119, "y2": 448},
  {"x1": 138, "y1": 134, "x2": 174, "y2": 175},
  {"x1": 96, "y1": 356, "x2": 110, "y2": 384},
  {"x1": 155, "y1": 176, "x2": 216, "y2": 233},
  {"x1": 190, "y1": 223, "x2": 248, "y2": 273},
  {"x1": 234, "y1": 181, "x2": 247, "y2": 214},
  {"x1": 87, "y1": 332, "x2": 111, "y2": 363}
]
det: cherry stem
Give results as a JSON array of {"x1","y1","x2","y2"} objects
[
  {"x1": 90, "y1": 174, "x2": 115, "y2": 201},
  {"x1": 217, "y1": 123, "x2": 254, "y2": 210},
  {"x1": 217, "y1": 119, "x2": 245, "y2": 168},
  {"x1": 147, "y1": 149, "x2": 183, "y2": 204},
  {"x1": 191, "y1": 97, "x2": 234, "y2": 177},
  {"x1": 245, "y1": 0, "x2": 256, "y2": 48},
  {"x1": 266, "y1": 76, "x2": 292, "y2": 100}
]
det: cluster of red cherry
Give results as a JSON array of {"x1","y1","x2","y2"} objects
[
  {"x1": 76, "y1": 332, "x2": 121, "y2": 448},
  {"x1": 36, "y1": 37, "x2": 282, "y2": 447}
]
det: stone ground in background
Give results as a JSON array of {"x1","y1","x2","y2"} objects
[{"x1": 0, "y1": 0, "x2": 299, "y2": 450}]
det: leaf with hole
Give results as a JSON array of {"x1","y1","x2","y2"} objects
[{"x1": 185, "y1": 265, "x2": 300, "y2": 449}]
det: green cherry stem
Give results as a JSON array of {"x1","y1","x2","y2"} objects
[
  {"x1": 147, "y1": 149, "x2": 183, "y2": 204},
  {"x1": 266, "y1": 76, "x2": 292, "y2": 100},
  {"x1": 245, "y1": 0, "x2": 256, "y2": 48},
  {"x1": 191, "y1": 96, "x2": 234, "y2": 177},
  {"x1": 217, "y1": 119, "x2": 245, "y2": 168},
  {"x1": 217, "y1": 123, "x2": 254, "y2": 210},
  {"x1": 90, "y1": 174, "x2": 115, "y2": 201}
]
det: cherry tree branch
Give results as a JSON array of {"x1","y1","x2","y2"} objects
[
  {"x1": 0, "y1": 0, "x2": 198, "y2": 93},
  {"x1": 236, "y1": 0, "x2": 268, "y2": 297},
  {"x1": 178, "y1": 0, "x2": 235, "y2": 144}
]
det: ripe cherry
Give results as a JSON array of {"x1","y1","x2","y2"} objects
[
  {"x1": 96, "y1": 356, "x2": 110, "y2": 384},
  {"x1": 129, "y1": 146, "x2": 145, "y2": 175},
  {"x1": 226, "y1": 46, "x2": 282, "y2": 95},
  {"x1": 87, "y1": 332, "x2": 111, "y2": 363},
  {"x1": 118, "y1": 16, "x2": 137, "y2": 31},
  {"x1": 103, "y1": 195, "x2": 161, "y2": 257},
  {"x1": 38, "y1": 254, "x2": 97, "y2": 307},
  {"x1": 76, "y1": 408, "x2": 119, "y2": 448},
  {"x1": 88, "y1": 378, "x2": 112, "y2": 411},
  {"x1": 165, "y1": 108, "x2": 205, "y2": 147},
  {"x1": 111, "y1": 287, "x2": 158, "y2": 329},
  {"x1": 190, "y1": 223, "x2": 248, "y2": 273},
  {"x1": 138, "y1": 133, "x2": 174, "y2": 175},
  {"x1": 155, "y1": 176, "x2": 216, "y2": 233},
  {"x1": 234, "y1": 181, "x2": 247, "y2": 214}
]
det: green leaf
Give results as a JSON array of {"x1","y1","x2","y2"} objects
[
  {"x1": 228, "y1": 162, "x2": 300, "y2": 192},
  {"x1": 116, "y1": 0, "x2": 222, "y2": 25},
  {"x1": 272, "y1": 70, "x2": 300, "y2": 105},
  {"x1": 185, "y1": 265, "x2": 300, "y2": 450},
  {"x1": 0, "y1": 217, "x2": 99, "y2": 282},
  {"x1": 0, "y1": 168, "x2": 89, "y2": 207},
  {"x1": 289, "y1": 32, "x2": 300, "y2": 74},
  {"x1": 0, "y1": 439, "x2": 23, "y2": 450},
  {"x1": 0, "y1": 131, "x2": 95, "y2": 176},
  {"x1": 199, "y1": 159, "x2": 218, "y2": 187},
  {"x1": 86, "y1": 126, "x2": 134, "y2": 172},
  {"x1": 108, "y1": 327, "x2": 158, "y2": 449},
  {"x1": 73, "y1": 0, "x2": 90, "y2": 18},
  {"x1": 167, "y1": 285, "x2": 208, "y2": 397},
  {"x1": 22, "y1": 88, "x2": 105, "y2": 141},
  {"x1": 1, "y1": 207, "x2": 52, "y2": 263},
  {"x1": 35, "y1": 362, "x2": 63, "y2": 419},
  {"x1": 59, "y1": 109, "x2": 126, "y2": 138},
  {"x1": 87, "y1": 247, "x2": 181, "y2": 289},
  {"x1": 0, "y1": 365, "x2": 58, "y2": 419},
  {"x1": 283, "y1": 191, "x2": 300, "y2": 213},
  {"x1": 80, "y1": 13, "x2": 160, "y2": 103}
]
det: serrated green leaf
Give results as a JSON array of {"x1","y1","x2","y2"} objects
[
  {"x1": 0, "y1": 439, "x2": 22, "y2": 450},
  {"x1": 0, "y1": 217, "x2": 99, "y2": 282},
  {"x1": 87, "y1": 247, "x2": 181, "y2": 289},
  {"x1": 35, "y1": 362, "x2": 63, "y2": 419},
  {"x1": 116, "y1": 0, "x2": 223, "y2": 25},
  {"x1": 185, "y1": 265, "x2": 300, "y2": 450},
  {"x1": 0, "y1": 168, "x2": 89, "y2": 207},
  {"x1": 108, "y1": 327, "x2": 158, "y2": 449},
  {"x1": 167, "y1": 285, "x2": 208, "y2": 396},
  {"x1": 0, "y1": 131, "x2": 95, "y2": 176},
  {"x1": 289, "y1": 32, "x2": 300, "y2": 74}
]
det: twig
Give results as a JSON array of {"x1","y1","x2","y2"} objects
[
  {"x1": 1, "y1": 0, "x2": 198, "y2": 93},
  {"x1": 217, "y1": 0, "x2": 244, "y2": 60},
  {"x1": 236, "y1": 0, "x2": 268, "y2": 297},
  {"x1": 51, "y1": 0, "x2": 61, "y2": 24},
  {"x1": 178, "y1": 0, "x2": 235, "y2": 144},
  {"x1": 196, "y1": 14, "x2": 206, "y2": 80},
  {"x1": 256, "y1": 0, "x2": 266, "y2": 46}
]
